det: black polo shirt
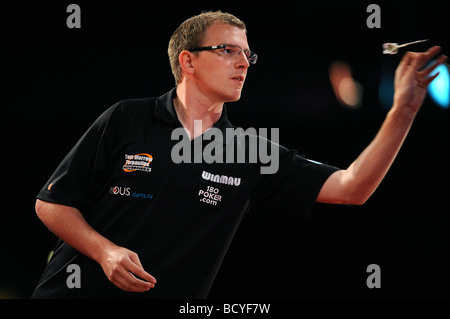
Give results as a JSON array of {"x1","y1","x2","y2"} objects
[{"x1": 32, "y1": 88, "x2": 340, "y2": 298}]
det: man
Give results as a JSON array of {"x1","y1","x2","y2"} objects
[{"x1": 32, "y1": 11, "x2": 446, "y2": 298}]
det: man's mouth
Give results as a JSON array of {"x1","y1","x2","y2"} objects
[{"x1": 231, "y1": 75, "x2": 244, "y2": 82}]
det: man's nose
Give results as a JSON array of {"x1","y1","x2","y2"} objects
[{"x1": 235, "y1": 51, "x2": 250, "y2": 69}]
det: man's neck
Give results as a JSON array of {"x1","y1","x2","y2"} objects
[{"x1": 174, "y1": 84, "x2": 224, "y2": 140}]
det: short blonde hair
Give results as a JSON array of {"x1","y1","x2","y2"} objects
[{"x1": 168, "y1": 11, "x2": 246, "y2": 85}]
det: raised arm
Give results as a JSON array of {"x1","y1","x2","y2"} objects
[{"x1": 317, "y1": 46, "x2": 447, "y2": 205}]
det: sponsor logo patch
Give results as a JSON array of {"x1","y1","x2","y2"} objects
[
  {"x1": 109, "y1": 185, "x2": 153, "y2": 199},
  {"x1": 123, "y1": 153, "x2": 153, "y2": 173}
]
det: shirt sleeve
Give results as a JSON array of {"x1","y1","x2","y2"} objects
[
  {"x1": 36, "y1": 103, "x2": 121, "y2": 213},
  {"x1": 252, "y1": 145, "x2": 341, "y2": 222}
]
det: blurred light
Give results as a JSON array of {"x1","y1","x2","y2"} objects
[
  {"x1": 329, "y1": 61, "x2": 363, "y2": 109},
  {"x1": 339, "y1": 77, "x2": 363, "y2": 107},
  {"x1": 378, "y1": 59, "x2": 395, "y2": 110},
  {"x1": 428, "y1": 63, "x2": 450, "y2": 109}
]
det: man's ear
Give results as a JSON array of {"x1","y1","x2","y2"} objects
[{"x1": 179, "y1": 50, "x2": 195, "y2": 77}]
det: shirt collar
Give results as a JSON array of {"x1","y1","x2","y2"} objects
[
  {"x1": 154, "y1": 87, "x2": 235, "y2": 143},
  {"x1": 154, "y1": 87, "x2": 179, "y2": 124}
]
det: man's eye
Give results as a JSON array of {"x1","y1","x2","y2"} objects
[{"x1": 222, "y1": 49, "x2": 232, "y2": 54}]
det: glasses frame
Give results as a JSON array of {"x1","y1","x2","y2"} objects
[{"x1": 189, "y1": 44, "x2": 258, "y2": 64}]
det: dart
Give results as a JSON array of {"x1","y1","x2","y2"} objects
[{"x1": 382, "y1": 39, "x2": 429, "y2": 55}]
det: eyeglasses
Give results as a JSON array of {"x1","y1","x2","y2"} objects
[{"x1": 189, "y1": 44, "x2": 258, "y2": 64}]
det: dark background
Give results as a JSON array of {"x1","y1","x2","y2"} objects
[{"x1": 1, "y1": 1, "x2": 449, "y2": 298}]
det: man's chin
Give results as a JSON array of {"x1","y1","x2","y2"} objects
[{"x1": 225, "y1": 91, "x2": 243, "y2": 103}]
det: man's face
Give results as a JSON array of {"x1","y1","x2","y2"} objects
[{"x1": 191, "y1": 23, "x2": 250, "y2": 103}]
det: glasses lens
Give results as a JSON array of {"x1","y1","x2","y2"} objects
[
  {"x1": 240, "y1": 48, "x2": 257, "y2": 64},
  {"x1": 222, "y1": 45, "x2": 257, "y2": 64},
  {"x1": 248, "y1": 52, "x2": 257, "y2": 64},
  {"x1": 226, "y1": 45, "x2": 241, "y2": 55}
]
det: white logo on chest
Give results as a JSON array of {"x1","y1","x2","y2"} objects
[{"x1": 201, "y1": 171, "x2": 241, "y2": 187}]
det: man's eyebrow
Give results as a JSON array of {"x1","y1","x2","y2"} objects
[{"x1": 224, "y1": 43, "x2": 251, "y2": 51}]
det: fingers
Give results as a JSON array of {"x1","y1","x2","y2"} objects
[
  {"x1": 110, "y1": 257, "x2": 155, "y2": 292},
  {"x1": 420, "y1": 45, "x2": 442, "y2": 67},
  {"x1": 112, "y1": 270, "x2": 151, "y2": 292},
  {"x1": 420, "y1": 53, "x2": 448, "y2": 77},
  {"x1": 423, "y1": 71, "x2": 440, "y2": 87},
  {"x1": 101, "y1": 247, "x2": 157, "y2": 293},
  {"x1": 398, "y1": 46, "x2": 442, "y2": 72},
  {"x1": 128, "y1": 253, "x2": 157, "y2": 284},
  {"x1": 416, "y1": 47, "x2": 447, "y2": 88},
  {"x1": 413, "y1": 45, "x2": 445, "y2": 71},
  {"x1": 396, "y1": 46, "x2": 447, "y2": 88},
  {"x1": 396, "y1": 50, "x2": 414, "y2": 77}
]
